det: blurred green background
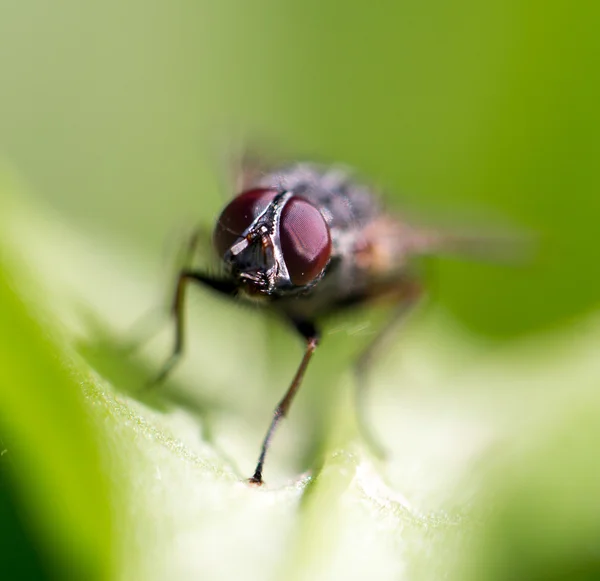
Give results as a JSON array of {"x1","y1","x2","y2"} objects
[
  {"x1": 1, "y1": 1, "x2": 599, "y2": 580},
  {"x1": 1, "y1": 0, "x2": 598, "y2": 335}
]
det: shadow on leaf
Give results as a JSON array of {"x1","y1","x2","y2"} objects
[{"x1": 73, "y1": 306, "x2": 229, "y2": 448}]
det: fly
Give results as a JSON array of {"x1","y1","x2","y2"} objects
[{"x1": 150, "y1": 160, "x2": 504, "y2": 485}]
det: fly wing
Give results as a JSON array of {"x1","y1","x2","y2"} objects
[
  {"x1": 207, "y1": 135, "x2": 278, "y2": 198},
  {"x1": 353, "y1": 214, "x2": 530, "y2": 288},
  {"x1": 224, "y1": 138, "x2": 303, "y2": 193},
  {"x1": 232, "y1": 147, "x2": 270, "y2": 192}
]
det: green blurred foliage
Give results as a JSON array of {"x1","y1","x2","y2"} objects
[
  {"x1": 0, "y1": 0, "x2": 598, "y2": 337},
  {"x1": 1, "y1": 1, "x2": 600, "y2": 580},
  {"x1": 0, "y1": 252, "x2": 114, "y2": 579},
  {"x1": 0, "y1": 464, "x2": 50, "y2": 580}
]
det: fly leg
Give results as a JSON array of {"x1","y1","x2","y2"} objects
[
  {"x1": 147, "y1": 271, "x2": 237, "y2": 387},
  {"x1": 249, "y1": 320, "x2": 320, "y2": 485},
  {"x1": 128, "y1": 226, "x2": 213, "y2": 349},
  {"x1": 354, "y1": 279, "x2": 423, "y2": 459}
]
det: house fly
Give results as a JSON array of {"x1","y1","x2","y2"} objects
[{"x1": 152, "y1": 160, "x2": 500, "y2": 485}]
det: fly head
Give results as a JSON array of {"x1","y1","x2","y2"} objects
[{"x1": 213, "y1": 188, "x2": 332, "y2": 298}]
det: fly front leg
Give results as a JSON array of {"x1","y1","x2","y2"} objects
[
  {"x1": 127, "y1": 226, "x2": 213, "y2": 351},
  {"x1": 249, "y1": 320, "x2": 321, "y2": 485},
  {"x1": 148, "y1": 270, "x2": 237, "y2": 387}
]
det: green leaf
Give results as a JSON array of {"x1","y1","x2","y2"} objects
[
  {"x1": 0, "y1": 183, "x2": 113, "y2": 579},
  {"x1": 3, "y1": 166, "x2": 600, "y2": 580}
]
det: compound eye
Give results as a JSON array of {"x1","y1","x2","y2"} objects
[
  {"x1": 279, "y1": 197, "x2": 332, "y2": 286},
  {"x1": 213, "y1": 188, "x2": 279, "y2": 257}
]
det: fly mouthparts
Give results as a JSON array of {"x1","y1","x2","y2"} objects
[{"x1": 239, "y1": 271, "x2": 262, "y2": 283}]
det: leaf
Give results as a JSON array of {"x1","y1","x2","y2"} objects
[
  {"x1": 0, "y1": 178, "x2": 113, "y2": 580},
  {"x1": 2, "y1": 166, "x2": 600, "y2": 580}
]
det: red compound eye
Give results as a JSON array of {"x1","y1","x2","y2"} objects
[
  {"x1": 213, "y1": 188, "x2": 279, "y2": 257},
  {"x1": 279, "y1": 197, "x2": 332, "y2": 286}
]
